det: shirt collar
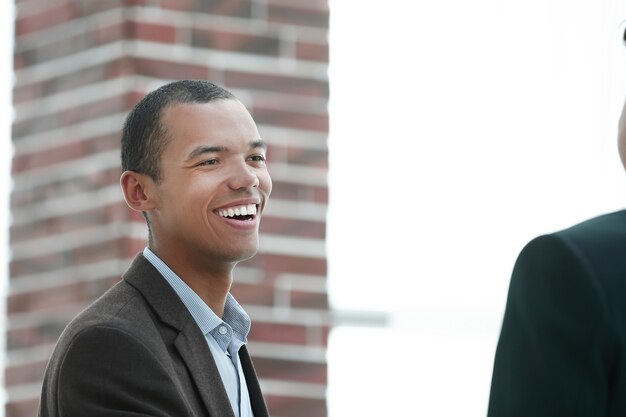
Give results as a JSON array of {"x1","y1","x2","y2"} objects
[{"x1": 142, "y1": 247, "x2": 251, "y2": 352}]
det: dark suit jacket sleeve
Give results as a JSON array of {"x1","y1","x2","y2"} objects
[
  {"x1": 55, "y1": 325, "x2": 191, "y2": 417},
  {"x1": 487, "y1": 234, "x2": 616, "y2": 416}
]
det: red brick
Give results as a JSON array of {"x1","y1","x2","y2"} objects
[
  {"x1": 9, "y1": 252, "x2": 65, "y2": 278},
  {"x1": 60, "y1": 93, "x2": 126, "y2": 124},
  {"x1": 267, "y1": 4, "x2": 329, "y2": 28},
  {"x1": 265, "y1": 0, "x2": 328, "y2": 12},
  {"x1": 15, "y1": 2, "x2": 77, "y2": 36},
  {"x1": 132, "y1": 21, "x2": 178, "y2": 43},
  {"x1": 191, "y1": 28, "x2": 280, "y2": 56},
  {"x1": 253, "y1": 357, "x2": 327, "y2": 384},
  {"x1": 11, "y1": 139, "x2": 90, "y2": 175},
  {"x1": 74, "y1": 0, "x2": 125, "y2": 17},
  {"x1": 9, "y1": 203, "x2": 130, "y2": 244},
  {"x1": 9, "y1": 237, "x2": 127, "y2": 281},
  {"x1": 93, "y1": 21, "x2": 128, "y2": 45},
  {"x1": 16, "y1": 33, "x2": 87, "y2": 67},
  {"x1": 13, "y1": 93, "x2": 130, "y2": 138},
  {"x1": 6, "y1": 319, "x2": 67, "y2": 351},
  {"x1": 16, "y1": 21, "x2": 128, "y2": 67},
  {"x1": 313, "y1": 186, "x2": 327, "y2": 203},
  {"x1": 5, "y1": 398, "x2": 39, "y2": 417},
  {"x1": 249, "y1": 253, "x2": 327, "y2": 277},
  {"x1": 252, "y1": 106, "x2": 328, "y2": 132},
  {"x1": 5, "y1": 360, "x2": 48, "y2": 387},
  {"x1": 261, "y1": 217, "x2": 326, "y2": 239},
  {"x1": 8, "y1": 276, "x2": 120, "y2": 315},
  {"x1": 226, "y1": 70, "x2": 329, "y2": 97},
  {"x1": 13, "y1": 54, "x2": 25, "y2": 71},
  {"x1": 296, "y1": 41, "x2": 328, "y2": 62},
  {"x1": 231, "y1": 282, "x2": 274, "y2": 306},
  {"x1": 13, "y1": 58, "x2": 134, "y2": 103},
  {"x1": 266, "y1": 183, "x2": 328, "y2": 204},
  {"x1": 249, "y1": 322, "x2": 310, "y2": 345},
  {"x1": 111, "y1": 204, "x2": 141, "y2": 224},
  {"x1": 10, "y1": 167, "x2": 121, "y2": 210},
  {"x1": 189, "y1": 0, "x2": 252, "y2": 18},
  {"x1": 289, "y1": 290, "x2": 328, "y2": 309},
  {"x1": 287, "y1": 147, "x2": 328, "y2": 168},
  {"x1": 265, "y1": 396, "x2": 327, "y2": 417},
  {"x1": 133, "y1": 57, "x2": 213, "y2": 80},
  {"x1": 118, "y1": 236, "x2": 150, "y2": 259},
  {"x1": 158, "y1": 0, "x2": 194, "y2": 11},
  {"x1": 10, "y1": 208, "x2": 109, "y2": 244}
]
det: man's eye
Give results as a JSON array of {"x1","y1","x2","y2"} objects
[
  {"x1": 198, "y1": 159, "x2": 218, "y2": 166},
  {"x1": 249, "y1": 155, "x2": 266, "y2": 162}
]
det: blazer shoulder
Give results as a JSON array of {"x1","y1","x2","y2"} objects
[
  {"x1": 555, "y1": 210, "x2": 626, "y2": 276},
  {"x1": 516, "y1": 209, "x2": 626, "y2": 312},
  {"x1": 558, "y1": 209, "x2": 626, "y2": 243},
  {"x1": 56, "y1": 279, "x2": 164, "y2": 353},
  {"x1": 519, "y1": 209, "x2": 626, "y2": 266},
  {"x1": 42, "y1": 320, "x2": 192, "y2": 417}
]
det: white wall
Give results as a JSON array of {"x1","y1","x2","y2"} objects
[{"x1": 328, "y1": 1, "x2": 626, "y2": 415}]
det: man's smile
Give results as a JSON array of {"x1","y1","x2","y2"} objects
[{"x1": 215, "y1": 203, "x2": 258, "y2": 221}]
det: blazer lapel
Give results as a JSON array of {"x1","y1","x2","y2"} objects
[
  {"x1": 240, "y1": 345, "x2": 270, "y2": 417},
  {"x1": 123, "y1": 254, "x2": 235, "y2": 417},
  {"x1": 174, "y1": 321, "x2": 235, "y2": 417}
]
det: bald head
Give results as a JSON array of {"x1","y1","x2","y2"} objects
[{"x1": 619, "y1": 100, "x2": 626, "y2": 169}]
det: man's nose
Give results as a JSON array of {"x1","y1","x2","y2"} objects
[{"x1": 227, "y1": 160, "x2": 259, "y2": 190}]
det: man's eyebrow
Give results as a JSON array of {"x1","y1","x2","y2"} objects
[
  {"x1": 250, "y1": 139, "x2": 267, "y2": 150},
  {"x1": 186, "y1": 146, "x2": 228, "y2": 161},
  {"x1": 186, "y1": 140, "x2": 266, "y2": 161}
]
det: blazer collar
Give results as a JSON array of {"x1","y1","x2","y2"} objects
[
  {"x1": 122, "y1": 253, "x2": 190, "y2": 331},
  {"x1": 122, "y1": 253, "x2": 236, "y2": 417}
]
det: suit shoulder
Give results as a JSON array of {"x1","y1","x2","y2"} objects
[
  {"x1": 42, "y1": 320, "x2": 189, "y2": 417},
  {"x1": 520, "y1": 210, "x2": 626, "y2": 258},
  {"x1": 57, "y1": 280, "x2": 158, "y2": 349},
  {"x1": 558, "y1": 209, "x2": 626, "y2": 241},
  {"x1": 44, "y1": 280, "x2": 168, "y2": 383},
  {"x1": 61, "y1": 323, "x2": 160, "y2": 365},
  {"x1": 554, "y1": 210, "x2": 626, "y2": 265},
  {"x1": 518, "y1": 210, "x2": 626, "y2": 301}
]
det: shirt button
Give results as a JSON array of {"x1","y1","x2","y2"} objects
[{"x1": 219, "y1": 326, "x2": 228, "y2": 335}]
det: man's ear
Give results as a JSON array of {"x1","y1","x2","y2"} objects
[{"x1": 120, "y1": 171, "x2": 158, "y2": 212}]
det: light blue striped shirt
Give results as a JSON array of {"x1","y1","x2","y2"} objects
[{"x1": 143, "y1": 247, "x2": 254, "y2": 417}]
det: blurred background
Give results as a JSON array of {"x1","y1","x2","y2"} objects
[
  {"x1": 328, "y1": 1, "x2": 626, "y2": 416},
  {"x1": 3, "y1": 1, "x2": 626, "y2": 417}
]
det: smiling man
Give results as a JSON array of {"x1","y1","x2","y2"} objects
[{"x1": 38, "y1": 80, "x2": 271, "y2": 417}]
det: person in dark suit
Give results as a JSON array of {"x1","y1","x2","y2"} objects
[
  {"x1": 487, "y1": 100, "x2": 626, "y2": 415},
  {"x1": 38, "y1": 80, "x2": 272, "y2": 417}
]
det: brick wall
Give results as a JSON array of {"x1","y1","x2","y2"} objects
[{"x1": 7, "y1": 1, "x2": 329, "y2": 416}]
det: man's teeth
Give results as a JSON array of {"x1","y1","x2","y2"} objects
[{"x1": 218, "y1": 204, "x2": 257, "y2": 218}]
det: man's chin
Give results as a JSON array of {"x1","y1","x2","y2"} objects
[
  {"x1": 236, "y1": 250, "x2": 258, "y2": 263},
  {"x1": 225, "y1": 244, "x2": 259, "y2": 264}
]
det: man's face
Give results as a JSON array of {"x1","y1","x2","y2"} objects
[
  {"x1": 619, "y1": 100, "x2": 626, "y2": 169},
  {"x1": 149, "y1": 99, "x2": 272, "y2": 264}
]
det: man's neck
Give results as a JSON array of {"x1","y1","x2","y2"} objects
[{"x1": 148, "y1": 244, "x2": 235, "y2": 318}]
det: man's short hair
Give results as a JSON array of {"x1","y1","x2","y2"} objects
[{"x1": 121, "y1": 80, "x2": 235, "y2": 182}]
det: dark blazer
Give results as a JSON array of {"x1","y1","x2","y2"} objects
[
  {"x1": 38, "y1": 254, "x2": 269, "y2": 417},
  {"x1": 488, "y1": 209, "x2": 626, "y2": 416}
]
